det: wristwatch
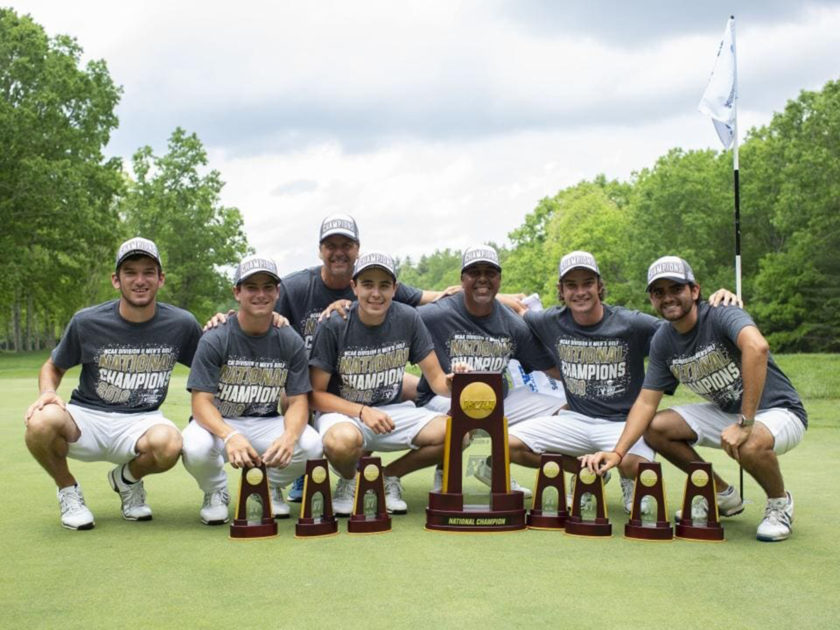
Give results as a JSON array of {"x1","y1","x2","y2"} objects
[{"x1": 737, "y1": 414, "x2": 755, "y2": 428}]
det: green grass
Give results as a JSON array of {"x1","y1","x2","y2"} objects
[{"x1": 2, "y1": 352, "x2": 839, "y2": 629}]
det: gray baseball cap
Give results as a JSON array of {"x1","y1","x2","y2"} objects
[
  {"x1": 352, "y1": 251, "x2": 396, "y2": 281},
  {"x1": 115, "y1": 237, "x2": 162, "y2": 271},
  {"x1": 558, "y1": 251, "x2": 600, "y2": 280},
  {"x1": 234, "y1": 255, "x2": 280, "y2": 285},
  {"x1": 461, "y1": 245, "x2": 502, "y2": 273},
  {"x1": 646, "y1": 256, "x2": 696, "y2": 290},
  {"x1": 319, "y1": 213, "x2": 359, "y2": 243}
]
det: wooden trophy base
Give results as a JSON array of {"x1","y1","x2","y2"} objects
[
  {"x1": 625, "y1": 520, "x2": 674, "y2": 541},
  {"x1": 426, "y1": 492, "x2": 526, "y2": 532},
  {"x1": 347, "y1": 514, "x2": 391, "y2": 534},
  {"x1": 675, "y1": 520, "x2": 725, "y2": 541},
  {"x1": 565, "y1": 516, "x2": 612, "y2": 537},
  {"x1": 526, "y1": 509, "x2": 567, "y2": 530},
  {"x1": 295, "y1": 517, "x2": 339, "y2": 538},
  {"x1": 230, "y1": 518, "x2": 278, "y2": 540}
]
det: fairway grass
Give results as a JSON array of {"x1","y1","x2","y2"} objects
[{"x1": 1, "y1": 353, "x2": 838, "y2": 629}]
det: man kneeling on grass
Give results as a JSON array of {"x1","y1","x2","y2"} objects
[
  {"x1": 582, "y1": 256, "x2": 807, "y2": 542},
  {"x1": 182, "y1": 255, "x2": 322, "y2": 525},
  {"x1": 308, "y1": 251, "x2": 459, "y2": 515}
]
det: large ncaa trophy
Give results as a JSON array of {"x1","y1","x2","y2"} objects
[
  {"x1": 624, "y1": 462, "x2": 673, "y2": 541},
  {"x1": 230, "y1": 463, "x2": 278, "y2": 539},
  {"x1": 565, "y1": 459, "x2": 611, "y2": 537},
  {"x1": 526, "y1": 454, "x2": 568, "y2": 530},
  {"x1": 347, "y1": 456, "x2": 391, "y2": 534},
  {"x1": 675, "y1": 461, "x2": 724, "y2": 541},
  {"x1": 426, "y1": 372, "x2": 526, "y2": 532},
  {"x1": 295, "y1": 458, "x2": 339, "y2": 538}
]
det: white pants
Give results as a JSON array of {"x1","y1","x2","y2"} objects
[
  {"x1": 182, "y1": 416, "x2": 323, "y2": 493},
  {"x1": 423, "y1": 386, "x2": 565, "y2": 427},
  {"x1": 315, "y1": 401, "x2": 440, "y2": 452}
]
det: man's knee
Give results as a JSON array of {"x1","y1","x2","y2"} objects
[
  {"x1": 413, "y1": 416, "x2": 446, "y2": 447},
  {"x1": 25, "y1": 405, "x2": 75, "y2": 445},
  {"x1": 323, "y1": 424, "x2": 362, "y2": 458},
  {"x1": 645, "y1": 409, "x2": 694, "y2": 445},
  {"x1": 139, "y1": 424, "x2": 182, "y2": 466}
]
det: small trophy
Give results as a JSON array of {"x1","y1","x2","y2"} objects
[
  {"x1": 675, "y1": 462, "x2": 724, "y2": 541},
  {"x1": 295, "y1": 458, "x2": 339, "y2": 538},
  {"x1": 624, "y1": 462, "x2": 673, "y2": 541},
  {"x1": 347, "y1": 456, "x2": 391, "y2": 534},
  {"x1": 426, "y1": 372, "x2": 526, "y2": 532},
  {"x1": 565, "y1": 459, "x2": 611, "y2": 537},
  {"x1": 527, "y1": 454, "x2": 568, "y2": 530},
  {"x1": 230, "y1": 463, "x2": 278, "y2": 539}
]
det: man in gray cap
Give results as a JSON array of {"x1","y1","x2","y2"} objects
[
  {"x1": 308, "y1": 251, "x2": 456, "y2": 515},
  {"x1": 416, "y1": 245, "x2": 567, "y2": 496},
  {"x1": 24, "y1": 237, "x2": 202, "y2": 530},
  {"x1": 582, "y1": 256, "x2": 806, "y2": 542},
  {"x1": 182, "y1": 255, "x2": 322, "y2": 525}
]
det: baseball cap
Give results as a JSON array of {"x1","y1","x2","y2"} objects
[
  {"x1": 115, "y1": 237, "x2": 162, "y2": 271},
  {"x1": 234, "y1": 255, "x2": 280, "y2": 285},
  {"x1": 558, "y1": 251, "x2": 600, "y2": 280},
  {"x1": 352, "y1": 251, "x2": 396, "y2": 281},
  {"x1": 319, "y1": 213, "x2": 359, "y2": 243},
  {"x1": 461, "y1": 245, "x2": 502, "y2": 273},
  {"x1": 646, "y1": 256, "x2": 696, "y2": 290}
]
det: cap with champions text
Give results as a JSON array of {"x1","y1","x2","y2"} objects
[
  {"x1": 352, "y1": 251, "x2": 396, "y2": 281},
  {"x1": 558, "y1": 251, "x2": 600, "y2": 280},
  {"x1": 234, "y1": 255, "x2": 281, "y2": 285},
  {"x1": 319, "y1": 213, "x2": 359, "y2": 243},
  {"x1": 646, "y1": 256, "x2": 696, "y2": 291},
  {"x1": 115, "y1": 237, "x2": 162, "y2": 271},
  {"x1": 461, "y1": 245, "x2": 502, "y2": 273}
]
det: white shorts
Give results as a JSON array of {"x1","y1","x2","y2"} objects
[
  {"x1": 315, "y1": 401, "x2": 441, "y2": 452},
  {"x1": 670, "y1": 403, "x2": 805, "y2": 455},
  {"x1": 508, "y1": 410, "x2": 655, "y2": 461},
  {"x1": 65, "y1": 403, "x2": 177, "y2": 464},
  {"x1": 181, "y1": 416, "x2": 323, "y2": 493},
  {"x1": 423, "y1": 387, "x2": 565, "y2": 427}
]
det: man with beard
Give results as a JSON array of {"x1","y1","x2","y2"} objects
[
  {"x1": 24, "y1": 238, "x2": 202, "y2": 529},
  {"x1": 582, "y1": 256, "x2": 806, "y2": 542}
]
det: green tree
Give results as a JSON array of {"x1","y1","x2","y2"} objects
[
  {"x1": 0, "y1": 9, "x2": 123, "y2": 350},
  {"x1": 121, "y1": 128, "x2": 250, "y2": 323}
]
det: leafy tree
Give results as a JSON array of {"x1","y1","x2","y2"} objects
[
  {"x1": 121, "y1": 128, "x2": 251, "y2": 323},
  {"x1": 0, "y1": 9, "x2": 122, "y2": 349}
]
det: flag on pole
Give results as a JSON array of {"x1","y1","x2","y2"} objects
[{"x1": 699, "y1": 16, "x2": 737, "y2": 148}]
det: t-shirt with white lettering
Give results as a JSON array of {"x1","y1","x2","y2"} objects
[
  {"x1": 308, "y1": 301, "x2": 435, "y2": 406},
  {"x1": 643, "y1": 302, "x2": 807, "y2": 427},
  {"x1": 525, "y1": 304, "x2": 661, "y2": 422},
  {"x1": 51, "y1": 300, "x2": 202, "y2": 413},
  {"x1": 415, "y1": 294, "x2": 555, "y2": 405},
  {"x1": 187, "y1": 316, "x2": 311, "y2": 418},
  {"x1": 275, "y1": 266, "x2": 424, "y2": 351}
]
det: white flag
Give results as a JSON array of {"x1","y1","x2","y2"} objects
[{"x1": 699, "y1": 16, "x2": 737, "y2": 149}]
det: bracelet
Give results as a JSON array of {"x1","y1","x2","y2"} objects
[
  {"x1": 612, "y1": 449, "x2": 625, "y2": 463},
  {"x1": 223, "y1": 430, "x2": 241, "y2": 446}
]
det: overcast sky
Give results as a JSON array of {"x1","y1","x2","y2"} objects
[{"x1": 10, "y1": 0, "x2": 840, "y2": 275}]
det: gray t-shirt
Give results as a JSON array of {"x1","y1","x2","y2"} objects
[
  {"x1": 51, "y1": 300, "x2": 202, "y2": 413},
  {"x1": 308, "y1": 301, "x2": 435, "y2": 406},
  {"x1": 415, "y1": 294, "x2": 555, "y2": 405},
  {"x1": 275, "y1": 266, "x2": 424, "y2": 350},
  {"x1": 643, "y1": 302, "x2": 807, "y2": 427},
  {"x1": 188, "y1": 316, "x2": 311, "y2": 418},
  {"x1": 525, "y1": 304, "x2": 661, "y2": 422}
]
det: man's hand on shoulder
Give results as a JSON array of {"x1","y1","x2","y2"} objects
[
  {"x1": 708, "y1": 289, "x2": 743, "y2": 309},
  {"x1": 319, "y1": 300, "x2": 352, "y2": 322},
  {"x1": 203, "y1": 309, "x2": 235, "y2": 331}
]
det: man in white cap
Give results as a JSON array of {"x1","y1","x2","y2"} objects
[
  {"x1": 308, "y1": 251, "x2": 457, "y2": 515},
  {"x1": 582, "y1": 256, "x2": 806, "y2": 542},
  {"x1": 24, "y1": 237, "x2": 202, "y2": 529},
  {"x1": 416, "y1": 245, "x2": 567, "y2": 496},
  {"x1": 181, "y1": 255, "x2": 323, "y2": 524}
]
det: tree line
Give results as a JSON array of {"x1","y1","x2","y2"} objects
[
  {"x1": 0, "y1": 9, "x2": 249, "y2": 351},
  {"x1": 3, "y1": 8, "x2": 838, "y2": 353},
  {"x1": 401, "y1": 80, "x2": 840, "y2": 353}
]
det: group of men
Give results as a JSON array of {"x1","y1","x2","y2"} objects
[{"x1": 24, "y1": 214, "x2": 807, "y2": 542}]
